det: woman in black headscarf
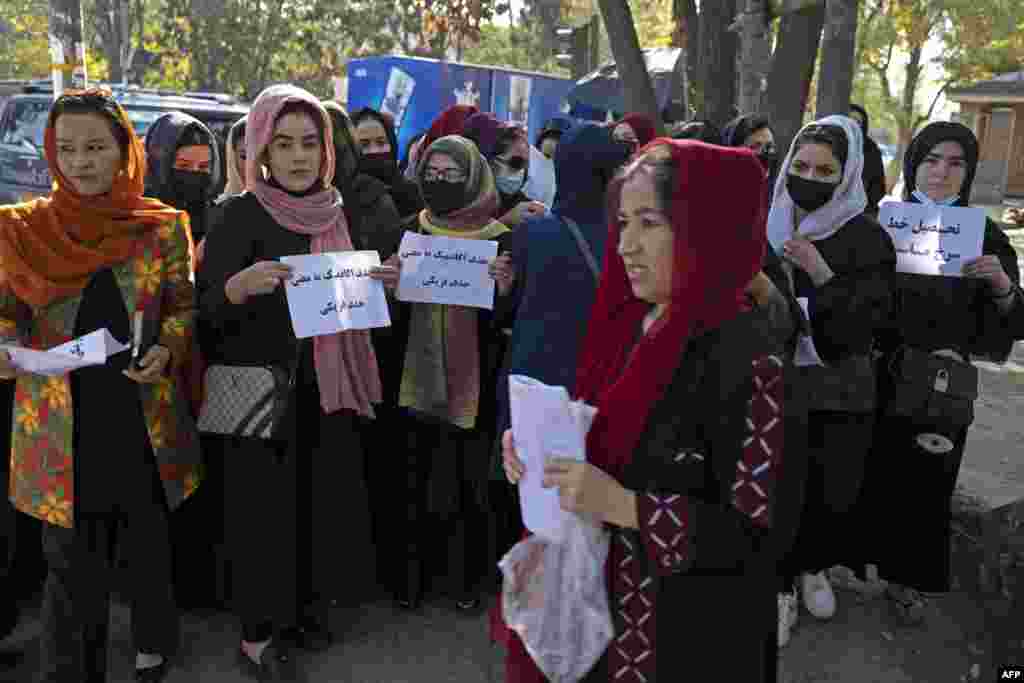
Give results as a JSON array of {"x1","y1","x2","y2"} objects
[
  {"x1": 351, "y1": 107, "x2": 424, "y2": 221},
  {"x1": 143, "y1": 111, "x2": 222, "y2": 244},
  {"x1": 143, "y1": 111, "x2": 225, "y2": 614},
  {"x1": 858, "y1": 122, "x2": 1024, "y2": 624},
  {"x1": 849, "y1": 104, "x2": 887, "y2": 215}
]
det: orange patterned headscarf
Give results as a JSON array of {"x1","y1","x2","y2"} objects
[{"x1": 0, "y1": 88, "x2": 183, "y2": 308}]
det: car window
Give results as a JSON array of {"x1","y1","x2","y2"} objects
[{"x1": 0, "y1": 99, "x2": 50, "y2": 155}]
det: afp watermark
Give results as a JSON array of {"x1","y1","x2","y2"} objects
[{"x1": 1000, "y1": 667, "x2": 1024, "y2": 679}]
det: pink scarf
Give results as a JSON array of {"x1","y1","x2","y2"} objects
[{"x1": 246, "y1": 84, "x2": 381, "y2": 418}]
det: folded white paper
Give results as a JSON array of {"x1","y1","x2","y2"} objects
[
  {"x1": 509, "y1": 375, "x2": 598, "y2": 543},
  {"x1": 2, "y1": 328, "x2": 130, "y2": 377},
  {"x1": 793, "y1": 298, "x2": 825, "y2": 368}
]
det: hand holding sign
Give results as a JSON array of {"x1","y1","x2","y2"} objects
[
  {"x1": 396, "y1": 232, "x2": 500, "y2": 309},
  {"x1": 962, "y1": 255, "x2": 1013, "y2": 296},
  {"x1": 879, "y1": 202, "x2": 985, "y2": 276},
  {"x1": 280, "y1": 252, "x2": 391, "y2": 338}
]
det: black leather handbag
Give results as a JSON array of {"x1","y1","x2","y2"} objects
[{"x1": 882, "y1": 346, "x2": 979, "y2": 427}]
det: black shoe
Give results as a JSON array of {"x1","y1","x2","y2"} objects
[
  {"x1": 0, "y1": 599, "x2": 18, "y2": 641},
  {"x1": 0, "y1": 649, "x2": 24, "y2": 672},
  {"x1": 135, "y1": 655, "x2": 172, "y2": 682},
  {"x1": 455, "y1": 593, "x2": 481, "y2": 612},
  {"x1": 236, "y1": 641, "x2": 303, "y2": 682},
  {"x1": 279, "y1": 616, "x2": 333, "y2": 653}
]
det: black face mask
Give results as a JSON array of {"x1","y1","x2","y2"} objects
[
  {"x1": 420, "y1": 180, "x2": 465, "y2": 217},
  {"x1": 786, "y1": 174, "x2": 838, "y2": 212},
  {"x1": 757, "y1": 152, "x2": 778, "y2": 175},
  {"x1": 359, "y1": 152, "x2": 395, "y2": 183},
  {"x1": 171, "y1": 169, "x2": 211, "y2": 207}
]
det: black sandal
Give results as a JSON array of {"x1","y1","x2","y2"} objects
[
  {"x1": 135, "y1": 654, "x2": 172, "y2": 683},
  {"x1": 886, "y1": 584, "x2": 927, "y2": 625}
]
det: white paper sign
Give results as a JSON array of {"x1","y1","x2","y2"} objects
[
  {"x1": 280, "y1": 251, "x2": 391, "y2": 339},
  {"x1": 509, "y1": 375, "x2": 597, "y2": 543},
  {"x1": 793, "y1": 298, "x2": 825, "y2": 367},
  {"x1": 396, "y1": 232, "x2": 499, "y2": 309},
  {"x1": 879, "y1": 201, "x2": 985, "y2": 276},
  {"x1": 2, "y1": 328, "x2": 129, "y2": 377}
]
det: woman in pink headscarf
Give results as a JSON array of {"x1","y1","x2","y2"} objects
[{"x1": 197, "y1": 84, "x2": 386, "y2": 679}]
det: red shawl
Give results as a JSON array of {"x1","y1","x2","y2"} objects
[
  {"x1": 617, "y1": 113, "x2": 658, "y2": 147},
  {"x1": 574, "y1": 139, "x2": 767, "y2": 478},
  {"x1": 423, "y1": 104, "x2": 480, "y2": 151}
]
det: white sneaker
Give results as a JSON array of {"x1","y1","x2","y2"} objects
[
  {"x1": 777, "y1": 591, "x2": 799, "y2": 647},
  {"x1": 802, "y1": 571, "x2": 837, "y2": 620}
]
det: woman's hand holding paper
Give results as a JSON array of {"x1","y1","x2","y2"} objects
[
  {"x1": 123, "y1": 345, "x2": 171, "y2": 384},
  {"x1": 502, "y1": 428, "x2": 526, "y2": 484},
  {"x1": 0, "y1": 351, "x2": 19, "y2": 380},
  {"x1": 542, "y1": 458, "x2": 638, "y2": 529},
  {"x1": 369, "y1": 253, "x2": 402, "y2": 291}
]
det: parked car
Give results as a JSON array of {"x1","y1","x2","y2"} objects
[{"x1": 0, "y1": 83, "x2": 248, "y2": 204}]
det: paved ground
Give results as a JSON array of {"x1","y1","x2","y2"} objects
[{"x1": 0, "y1": 583, "x2": 994, "y2": 683}]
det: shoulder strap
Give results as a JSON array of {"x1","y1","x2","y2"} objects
[{"x1": 560, "y1": 215, "x2": 601, "y2": 281}]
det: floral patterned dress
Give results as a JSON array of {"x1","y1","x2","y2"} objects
[{"x1": 0, "y1": 214, "x2": 200, "y2": 528}]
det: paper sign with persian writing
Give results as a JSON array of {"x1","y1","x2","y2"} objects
[
  {"x1": 879, "y1": 201, "x2": 985, "y2": 276},
  {"x1": 280, "y1": 252, "x2": 391, "y2": 339},
  {"x1": 395, "y1": 232, "x2": 498, "y2": 309}
]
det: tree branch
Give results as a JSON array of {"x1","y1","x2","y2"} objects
[{"x1": 923, "y1": 78, "x2": 952, "y2": 121}]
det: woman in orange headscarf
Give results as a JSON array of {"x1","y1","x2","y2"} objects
[{"x1": 0, "y1": 89, "x2": 198, "y2": 683}]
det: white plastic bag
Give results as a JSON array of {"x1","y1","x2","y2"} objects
[
  {"x1": 501, "y1": 375, "x2": 613, "y2": 682},
  {"x1": 499, "y1": 517, "x2": 613, "y2": 683}
]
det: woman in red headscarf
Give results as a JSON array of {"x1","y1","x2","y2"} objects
[
  {"x1": 498, "y1": 139, "x2": 790, "y2": 682},
  {"x1": 612, "y1": 112, "x2": 657, "y2": 155}
]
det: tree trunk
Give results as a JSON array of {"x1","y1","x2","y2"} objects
[
  {"x1": 672, "y1": 0, "x2": 699, "y2": 116},
  {"x1": 49, "y1": 0, "x2": 88, "y2": 93},
  {"x1": 815, "y1": 0, "x2": 859, "y2": 117},
  {"x1": 737, "y1": 0, "x2": 772, "y2": 115},
  {"x1": 697, "y1": 0, "x2": 737, "y2": 123},
  {"x1": 596, "y1": 0, "x2": 663, "y2": 131},
  {"x1": 763, "y1": 3, "x2": 825, "y2": 158}
]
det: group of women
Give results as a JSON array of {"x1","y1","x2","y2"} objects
[{"x1": 0, "y1": 81, "x2": 1021, "y2": 683}]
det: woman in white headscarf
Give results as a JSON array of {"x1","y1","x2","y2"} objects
[{"x1": 767, "y1": 116, "x2": 896, "y2": 646}]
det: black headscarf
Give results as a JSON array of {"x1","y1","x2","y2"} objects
[
  {"x1": 143, "y1": 111, "x2": 221, "y2": 242},
  {"x1": 351, "y1": 107, "x2": 423, "y2": 219},
  {"x1": 902, "y1": 121, "x2": 979, "y2": 207},
  {"x1": 721, "y1": 113, "x2": 773, "y2": 148},
  {"x1": 850, "y1": 104, "x2": 887, "y2": 213}
]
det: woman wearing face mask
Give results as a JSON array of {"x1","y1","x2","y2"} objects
[
  {"x1": 351, "y1": 107, "x2": 424, "y2": 221},
  {"x1": 372, "y1": 135, "x2": 514, "y2": 612},
  {"x1": 0, "y1": 88, "x2": 199, "y2": 683},
  {"x1": 198, "y1": 85, "x2": 384, "y2": 680},
  {"x1": 854, "y1": 122, "x2": 1023, "y2": 625},
  {"x1": 498, "y1": 139, "x2": 789, "y2": 683},
  {"x1": 142, "y1": 111, "x2": 229, "y2": 614},
  {"x1": 768, "y1": 116, "x2": 896, "y2": 644},
  {"x1": 143, "y1": 112, "x2": 221, "y2": 246},
  {"x1": 463, "y1": 113, "x2": 546, "y2": 228}
]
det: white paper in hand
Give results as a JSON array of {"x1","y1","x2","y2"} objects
[
  {"x1": 2, "y1": 328, "x2": 129, "y2": 377},
  {"x1": 793, "y1": 298, "x2": 825, "y2": 367},
  {"x1": 509, "y1": 375, "x2": 597, "y2": 543}
]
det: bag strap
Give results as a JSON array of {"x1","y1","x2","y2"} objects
[{"x1": 560, "y1": 216, "x2": 601, "y2": 281}]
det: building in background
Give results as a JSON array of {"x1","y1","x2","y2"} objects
[{"x1": 950, "y1": 70, "x2": 1024, "y2": 206}]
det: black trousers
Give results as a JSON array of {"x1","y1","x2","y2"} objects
[
  {"x1": 36, "y1": 475, "x2": 178, "y2": 683},
  {"x1": 780, "y1": 410, "x2": 874, "y2": 582},
  {"x1": 395, "y1": 415, "x2": 489, "y2": 601},
  {"x1": 224, "y1": 407, "x2": 374, "y2": 642}
]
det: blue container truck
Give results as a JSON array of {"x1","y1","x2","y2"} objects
[{"x1": 345, "y1": 55, "x2": 575, "y2": 163}]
